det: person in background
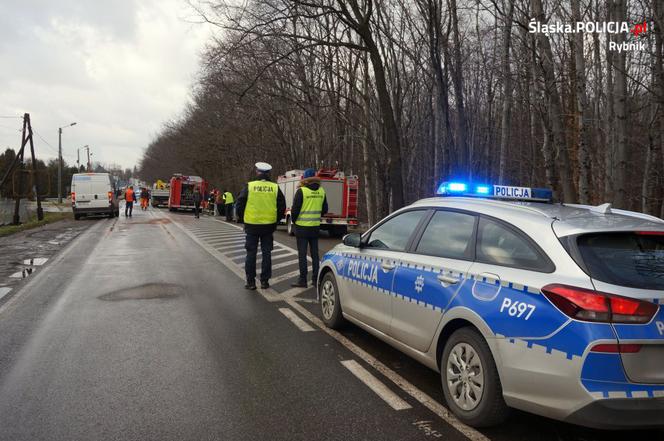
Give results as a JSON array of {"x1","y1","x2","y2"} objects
[
  {"x1": 193, "y1": 186, "x2": 202, "y2": 219},
  {"x1": 124, "y1": 186, "x2": 135, "y2": 217},
  {"x1": 223, "y1": 189, "x2": 235, "y2": 222},
  {"x1": 236, "y1": 162, "x2": 286, "y2": 290},
  {"x1": 290, "y1": 168, "x2": 328, "y2": 288},
  {"x1": 216, "y1": 190, "x2": 225, "y2": 216},
  {"x1": 140, "y1": 187, "x2": 149, "y2": 211}
]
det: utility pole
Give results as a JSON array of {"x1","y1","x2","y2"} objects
[
  {"x1": 57, "y1": 121, "x2": 77, "y2": 203},
  {"x1": 84, "y1": 146, "x2": 91, "y2": 171},
  {"x1": 0, "y1": 113, "x2": 44, "y2": 223},
  {"x1": 77, "y1": 145, "x2": 88, "y2": 172}
]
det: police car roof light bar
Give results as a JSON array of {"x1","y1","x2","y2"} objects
[{"x1": 436, "y1": 181, "x2": 553, "y2": 202}]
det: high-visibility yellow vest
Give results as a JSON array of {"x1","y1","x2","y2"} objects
[
  {"x1": 244, "y1": 180, "x2": 278, "y2": 224},
  {"x1": 224, "y1": 191, "x2": 234, "y2": 204},
  {"x1": 295, "y1": 186, "x2": 325, "y2": 227}
]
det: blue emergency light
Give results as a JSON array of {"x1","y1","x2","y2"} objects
[{"x1": 436, "y1": 181, "x2": 553, "y2": 202}]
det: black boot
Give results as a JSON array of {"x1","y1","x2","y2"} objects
[
  {"x1": 260, "y1": 280, "x2": 270, "y2": 289},
  {"x1": 244, "y1": 281, "x2": 256, "y2": 290}
]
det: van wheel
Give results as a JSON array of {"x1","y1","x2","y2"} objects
[
  {"x1": 441, "y1": 327, "x2": 509, "y2": 427},
  {"x1": 287, "y1": 216, "x2": 295, "y2": 236},
  {"x1": 319, "y1": 272, "x2": 344, "y2": 329}
]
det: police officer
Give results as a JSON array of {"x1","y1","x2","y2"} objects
[
  {"x1": 236, "y1": 162, "x2": 286, "y2": 290},
  {"x1": 223, "y1": 189, "x2": 235, "y2": 222},
  {"x1": 290, "y1": 168, "x2": 328, "y2": 288}
]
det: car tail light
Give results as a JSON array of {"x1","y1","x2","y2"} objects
[
  {"x1": 635, "y1": 231, "x2": 664, "y2": 236},
  {"x1": 590, "y1": 343, "x2": 642, "y2": 353},
  {"x1": 71, "y1": 192, "x2": 76, "y2": 202},
  {"x1": 108, "y1": 191, "x2": 113, "y2": 201},
  {"x1": 541, "y1": 284, "x2": 658, "y2": 324}
]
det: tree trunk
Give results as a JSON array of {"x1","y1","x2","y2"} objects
[
  {"x1": 448, "y1": 0, "x2": 469, "y2": 176},
  {"x1": 531, "y1": 0, "x2": 575, "y2": 202},
  {"x1": 571, "y1": 0, "x2": 592, "y2": 204},
  {"x1": 612, "y1": 0, "x2": 628, "y2": 208},
  {"x1": 498, "y1": 0, "x2": 515, "y2": 184}
]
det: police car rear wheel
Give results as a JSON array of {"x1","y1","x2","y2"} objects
[
  {"x1": 441, "y1": 327, "x2": 508, "y2": 427},
  {"x1": 320, "y1": 272, "x2": 343, "y2": 329}
]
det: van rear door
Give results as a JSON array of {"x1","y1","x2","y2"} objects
[{"x1": 73, "y1": 174, "x2": 111, "y2": 209}]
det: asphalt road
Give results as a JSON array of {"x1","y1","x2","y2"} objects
[{"x1": 0, "y1": 207, "x2": 658, "y2": 441}]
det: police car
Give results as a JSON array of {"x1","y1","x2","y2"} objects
[{"x1": 317, "y1": 182, "x2": 664, "y2": 429}]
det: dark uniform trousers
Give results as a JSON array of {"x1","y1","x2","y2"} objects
[
  {"x1": 225, "y1": 203, "x2": 234, "y2": 222},
  {"x1": 296, "y1": 235, "x2": 320, "y2": 285},
  {"x1": 245, "y1": 232, "x2": 273, "y2": 283}
]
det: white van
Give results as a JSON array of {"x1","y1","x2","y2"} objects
[{"x1": 70, "y1": 173, "x2": 120, "y2": 219}]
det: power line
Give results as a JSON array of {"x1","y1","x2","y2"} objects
[
  {"x1": 0, "y1": 115, "x2": 22, "y2": 119},
  {"x1": 0, "y1": 123, "x2": 22, "y2": 132},
  {"x1": 32, "y1": 128, "x2": 78, "y2": 162}
]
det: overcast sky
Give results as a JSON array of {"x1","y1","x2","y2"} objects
[{"x1": 0, "y1": 0, "x2": 211, "y2": 170}]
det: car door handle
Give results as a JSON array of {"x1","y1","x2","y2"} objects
[
  {"x1": 381, "y1": 262, "x2": 396, "y2": 271},
  {"x1": 437, "y1": 274, "x2": 460, "y2": 285}
]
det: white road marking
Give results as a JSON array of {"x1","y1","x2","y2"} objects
[
  {"x1": 285, "y1": 299, "x2": 489, "y2": 441},
  {"x1": 341, "y1": 360, "x2": 412, "y2": 411},
  {"x1": 0, "y1": 287, "x2": 11, "y2": 301},
  {"x1": 278, "y1": 307, "x2": 315, "y2": 332},
  {"x1": 269, "y1": 268, "x2": 312, "y2": 285},
  {"x1": 215, "y1": 243, "x2": 245, "y2": 251},
  {"x1": 199, "y1": 237, "x2": 241, "y2": 243},
  {"x1": 272, "y1": 259, "x2": 300, "y2": 270},
  {"x1": 170, "y1": 215, "x2": 488, "y2": 440}
]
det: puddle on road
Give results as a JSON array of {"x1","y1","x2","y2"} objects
[
  {"x1": 98, "y1": 283, "x2": 183, "y2": 301},
  {"x1": 118, "y1": 218, "x2": 171, "y2": 227},
  {"x1": 23, "y1": 258, "x2": 48, "y2": 266},
  {"x1": 0, "y1": 287, "x2": 11, "y2": 300}
]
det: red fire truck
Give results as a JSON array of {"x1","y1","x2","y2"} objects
[
  {"x1": 278, "y1": 169, "x2": 359, "y2": 237},
  {"x1": 168, "y1": 174, "x2": 208, "y2": 211}
]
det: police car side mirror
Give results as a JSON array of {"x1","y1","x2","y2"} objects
[{"x1": 343, "y1": 233, "x2": 362, "y2": 248}]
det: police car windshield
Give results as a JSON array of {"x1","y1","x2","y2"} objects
[{"x1": 576, "y1": 232, "x2": 664, "y2": 290}]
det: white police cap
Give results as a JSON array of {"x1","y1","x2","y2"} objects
[{"x1": 255, "y1": 162, "x2": 272, "y2": 172}]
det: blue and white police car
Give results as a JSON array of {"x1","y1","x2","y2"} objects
[{"x1": 317, "y1": 182, "x2": 664, "y2": 429}]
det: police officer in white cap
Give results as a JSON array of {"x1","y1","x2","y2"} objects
[{"x1": 235, "y1": 162, "x2": 286, "y2": 290}]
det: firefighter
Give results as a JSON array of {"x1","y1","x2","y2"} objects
[
  {"x1": 223, "y1": 189, "x2": 235, "y2": 222},
  {"x1": 140, "y1": 187, "x2": 149, "y2": 210},
  {"x1": 193, "y1": 186, "x2": 202, "y2": 218},
  {"x1": 215, "y1": 190, "x2": 225, "y2": 216},
  {"x1": 290, "y1": 168, "x2": 328, "y2": 288},
  {"x1": 236, "y1": 162, "x2": 286, "y2": 290},
  {"x1": 124, "y1": 185, "x2": 135, "y2": 217}
]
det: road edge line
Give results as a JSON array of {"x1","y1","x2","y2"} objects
[{"x1": 285, "y1": 298, "x2": 489, "y2": 441}]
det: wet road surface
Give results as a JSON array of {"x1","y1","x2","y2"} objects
[{"x1": 0, "y1": 207, "x2": 659, "y2": 441}]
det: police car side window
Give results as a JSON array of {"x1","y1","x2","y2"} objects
[
  {"x1": 477, "y1": 218, "x2": 553, "y2": 272},
  {"x1": 415, "y1": 210, "x2": 476, "y2": 259},
  {"x1": 366, "y1": 210, "x2": 427, "y2": 251}
]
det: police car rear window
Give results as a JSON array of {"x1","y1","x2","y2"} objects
[
  {"x1": 576, "y1": 232, "x2": 664, "y2": 289},
  {"x1": 476, "y1": 218, "x2": 553, "y2": 272}
]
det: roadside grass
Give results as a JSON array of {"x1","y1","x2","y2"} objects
[{"x1": 0, "y1": 212, "x2": 73, "y2": 237}]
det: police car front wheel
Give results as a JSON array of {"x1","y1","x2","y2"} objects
[
  {"x1": 441, "y1": 327, "x2": 509, "y2": 427},
  {"x1": 319, "y1": 272, "x2": 343, "y2": 329}
]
